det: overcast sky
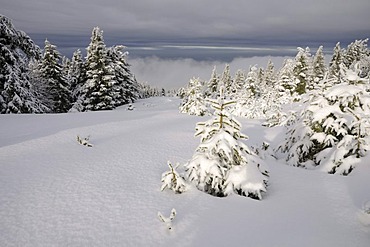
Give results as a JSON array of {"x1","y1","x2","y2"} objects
[{"x1": 2, "y1": 0, "x2": 370, "y2": 60}]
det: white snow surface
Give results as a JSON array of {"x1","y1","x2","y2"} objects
[{"x1": 0, "y1": 97, "x2": 369, "y2": 246}]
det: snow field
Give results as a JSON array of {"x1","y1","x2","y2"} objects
[{"x1": 0, "y1": 97, "x2": 369, "y2": 246}]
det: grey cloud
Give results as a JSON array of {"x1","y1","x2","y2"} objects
[
  {"x1": 1, "y1": 0, "x2": 369, "y2": 59},
  {"x1": 3, "y1": 0, "x2": 370, "y2": 35}
]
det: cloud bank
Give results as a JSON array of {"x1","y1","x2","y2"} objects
[
  {"x1": 2, "y1": 0, "x2": 370, "y2": 53},
  {"x1": 130, "y1": 56, "x2": 288, "y2": 90}
]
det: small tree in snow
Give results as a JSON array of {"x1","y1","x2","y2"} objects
[
  {"x1": 161, "y1": 161, "x2": 187, "y2": 194},
  {"x1": 158, "y1": 208, "x2": 176, "y2": 230},
  {"x1": 185, "y1": 87, "x2": 268, "y2": 199},
  {"x1": 76, "y1": 135, "x2": 93, "y2": 147}
]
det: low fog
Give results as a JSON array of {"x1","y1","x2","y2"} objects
[{"x1": 130, "y1": 56, "x2": 288, "y2": 90}]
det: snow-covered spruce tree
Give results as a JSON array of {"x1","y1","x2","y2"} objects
[
  {"x1": 259, "y1": 60, "x2": 287, "y2": 126},
  {"x1": 137, "y1": 81, "x2": 158, "y2": 99},
  {"x1": 343, "y1": 39, "x2": 369, "y2": 70},
  {"x1": 180, "y1": 77, "x2": 210, "y2": 116},
  {"x1": 293, "y1": 47, "x2": 312, "y2": 95},
  {"x1": 263, "y1": 74, "x2": 301, "y2": 127},
  {"x1": 227, "y1": 69, "x2": 244, "y2": 100},
  {"x1": 261, "y1": 86, "x2": 286, "y2": 127},
  {"x1": 277, "y1": 58, "x2": 296, "y2": 99},
  {"x1": 37, "y1": 39, "x2": 71, "y2": 113},
  {"x1": 328, "y1": 42, "x2": 345, "y2": 83},
  {"x1": 233, "y1": 69, "x2": 246, "y2": 93},
  {"x1": 67, "y1": 49, "x2": 86, "y2": 111},
  {"x1": 245, "y1": 65, "x2": 260, "y2": 97},
  {"x1": 354, "y1": 55, "x2": 370, "y2": 79},
  {"x1": 221, "y1": 64, "x2": 233, "y2": 96},
  {"x1": 82, "y1": 27, "x2": 116, "y2": 111},
  {"x1": 185, "y1": 87, "x2": 268, "y2": 199},
  {"x1": 206, "y1": 66, "x2": 220, "y2": 98},
  {"x1": 0, "y1": 15, "x2": 48, "y2": 113},
  {"x1": 230, "y1": 63, "x2": 280, "y2": 121},
  {"x1": 312, "y1": 46, "x2": 327, "y2": 84},
  {"x1": 107, "y1": 45, "x2": 139, "y2": 106},
  {"x1": 231, "y1": 65, "x2": 263, "y2": 119},
  {"x1": 264, "y1": 59, "x2": 276, "y2": 87},
  {"x1": 277, "y1": 66, "x2": 370, "y2": 175}
]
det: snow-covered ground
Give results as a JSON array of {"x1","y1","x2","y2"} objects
[{"x1": 0, "y1": 97, "x2": 369, "y2": 247}]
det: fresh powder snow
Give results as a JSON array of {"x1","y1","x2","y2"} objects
[{"x1": 0, "y1": 97, "x2": 369, "y2": 246}]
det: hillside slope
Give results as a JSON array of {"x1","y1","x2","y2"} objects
[{"x1": 0, "y1": 97, "x2": 369, "y2": 246}]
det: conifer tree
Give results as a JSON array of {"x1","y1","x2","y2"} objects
[
  {"x1": 137, "y1": 82, "x2": 160, "y2": 99},
  {"x1": 312, "y1": 46, "x2": 326, "y2": 84},
  {"x1": 83, "y1": 27, "x2": 116, "y2": 111},
  {"x1": 277, "y1": 58, "x2": 295, "y2": 97},
  {"x1": 38, "y1": 39, "x2": 71, "y2": 113},
  {"x1": 186, "y1": 87, "x2": 268, "y2": 199},
  {"x1": 207, "y1": 66, "x2": 220, "y2": 97},
  {"x1": 245, "y1": 65, "x2": 260, "y2": 97},
  {"x1": 107, "y1": 45, "x2": 139, "y2": 106},
  {"x1": 343, "y1": 39, "x2": 369, "y2": 69},
  {"x1": 233, "y1": 69, "x2": 246, "y2": 94},
  {"x1": 230, "y1": 66, "x2": 259, "y2": 118},
  {"x1": 354, "y1": 55, "x2": 370, "y2": 79},
  {"x1": 328, "y1": 42, "x2": 345, "y2": 83},
  {"x1": 257, "y1": 67, "x2": 265, "y2": 86},
  {"x1": 0, "y1": 15, "x2": 48, "y2": 113},
  {"x1": 61, "y1": 56, "x2": 71, "y2": 72},
  {"x1": 264, "y1": 59, "x2": 276, "y2": 87},
  {"x1": 179, "y1": 78, "x2": 209, "y2": 116},
  {"x1": 68, "y1": 49, "x2": 87, "y2": 112},
  {"x1": 277, "y1": 66, "x2": 370, "y2": 175},
  {"x1": 221, "y1": 64, "x2": 233, "y2": 95},
  {"x1": 293, "y1": 47, "x2": 311, "y2": 94},
  {"x1": 69, "y1": 49, "x2": 86, "y2": 101}
]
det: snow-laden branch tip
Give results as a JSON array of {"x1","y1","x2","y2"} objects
[
  {"x1": 77, "y1": 135, "x2": 93, "y2": 147},
  {"x1": 158, "y1": 208, "x2": 176, "y2": 230}
]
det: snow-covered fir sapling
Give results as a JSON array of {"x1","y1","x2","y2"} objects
[
  {"x1": 77, "y1": 135, "x2": 93, "y2": 147},
  {"x1": 158, "y1": 208, "x2": 176, "y2": 230},
  {"x1": 185, "y1": 87, "x2": 269, "y2": 199},
  {"x1": 161, "y1": 161, "x2": 187, "y2": 194},
  {"x1": 127, "y1": 103, "x2": 134, "y2": 111}
]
